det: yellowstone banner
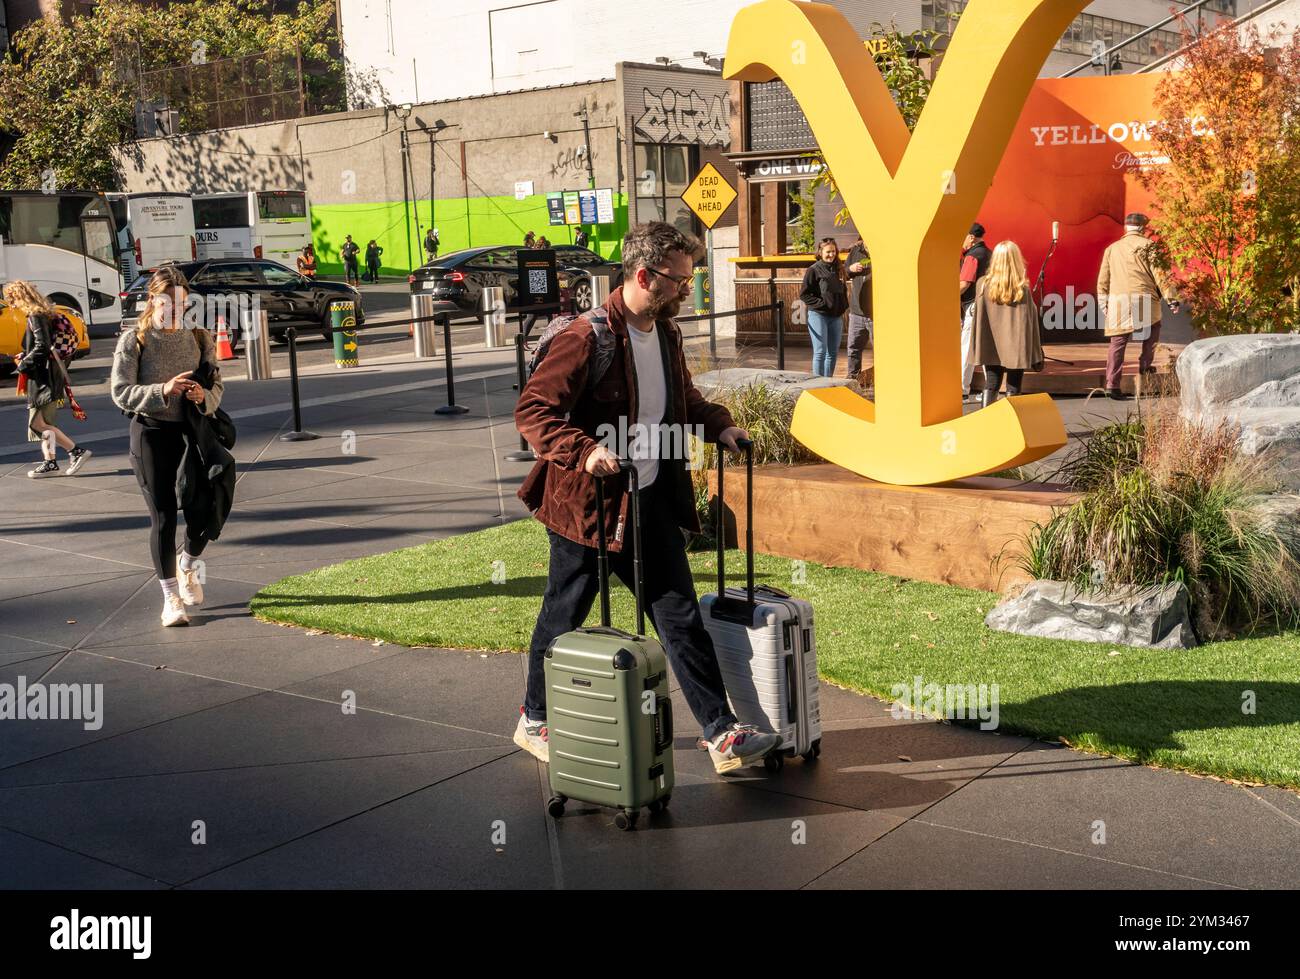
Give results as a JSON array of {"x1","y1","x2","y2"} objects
[{"x1": 979, "y1": 72, "x2": 1191, "y2": 343}]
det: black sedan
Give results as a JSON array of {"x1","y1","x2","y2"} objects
[
  {"x1": 122, "y1": 259, "x2": 365, "y2": 345},
  {"x1": 407, "y1": 245, "x2": 622, "y2": 320}
]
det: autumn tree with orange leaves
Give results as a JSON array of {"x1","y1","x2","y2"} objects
[{"x1": 1140, "y1": 18, "x2": 1300, "y2": 335}]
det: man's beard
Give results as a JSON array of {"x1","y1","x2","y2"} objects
[{"x1": 647, "y1": 291, "x2": 683, "y2": 320}]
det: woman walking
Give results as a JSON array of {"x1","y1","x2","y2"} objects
[
  {"x1": 799, "y1": 238, "x2": 849, "y2": 377},
  {"x1": 111, "y1": 266, "x2": 226, "y2": 628},
  {"x1": 972, "y1": 240, "x2": 1044, "y2": 408},
  {"x1": 6, "y1": 281, "x2": 91, "y2": 478}
]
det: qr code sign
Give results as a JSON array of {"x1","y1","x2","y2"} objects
[{"x1": 528, "y1": 269, "x2": 548, "y2": 294}]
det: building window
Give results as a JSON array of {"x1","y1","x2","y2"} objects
[
  {"x1": 924, "y1": 0, "x2": 1191, "y2": 68},
  {"x1": 635, "y1": 143, "x2": 698, "y2": 236}
]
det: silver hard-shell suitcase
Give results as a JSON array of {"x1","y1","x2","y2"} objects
[{"x1": 700, "y1": 439, "x2": 822, "y2": 771}]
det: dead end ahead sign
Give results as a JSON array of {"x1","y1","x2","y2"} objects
[{"x1": 680, "y1": 162, "x2": 737, "y2": 230}]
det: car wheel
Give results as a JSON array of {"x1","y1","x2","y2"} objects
[{"x1": 574, "y1": 279, "x2": 593, "y2": 312}]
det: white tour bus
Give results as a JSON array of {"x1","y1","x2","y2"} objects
[
  {"x1": 193, "y1": 190, "x2": 311, "y2": 266},
  {"x1": 0, "y1": 191, "x2": 123, "y2": 327},
  {"x1": 108, "y1": 192, "x2": 197, "y2": 283}
]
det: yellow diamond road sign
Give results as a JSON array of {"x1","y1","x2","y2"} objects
[{"x1": 680, "y1": 162, "x2": 737, "y2": 230}]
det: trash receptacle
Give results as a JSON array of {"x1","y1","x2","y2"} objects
[
  {"x1": 242, "y1": 307, "x2": 272, "y2": 380},
  {"x1": 411, "y1": 294, "x2": 438, "y2": 358},
  {"x1": 482, "y1": 287, "x2": 508, "y2": 347},
  {"x1": 693, "y1": 266, "x2": 709, "y2": 316},
  {"x1": 330, "y1": 301, "x2": 358, "y2": 368}
]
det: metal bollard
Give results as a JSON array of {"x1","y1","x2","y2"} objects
[
  {"x1": 590, "y1": 274, "x2": 611, "y2": 310},
  {"x1": 411, "y1": 294, "x2": 438, "y2": 358},
  {"x1": 331, "y1": 301, "x2": 358, "y2": 368},
  {"x1": 482, "y1": 286, "x2": 508, "y2": 347},
  {"x1": 242, "y1": 307, "x2": 272, "y2": 380}
]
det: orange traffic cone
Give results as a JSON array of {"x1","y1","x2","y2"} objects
[{"x1": 215, "y1": 316, "x2": 235, "y2": 360}]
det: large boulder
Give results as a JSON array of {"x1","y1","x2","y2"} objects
[
  {"x1": 1178, "y1": 334, "x2": 1300, "y2": 489},
  {"x1": 693, "y1": 367, "x2": 864, "y2": 401},
  {"x1": 985, "y1": 579, "x2": 1198, "y2": 649}
]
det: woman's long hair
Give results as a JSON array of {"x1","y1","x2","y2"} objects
[
  {"x1": 2, "y1": 279, "x2": 56, "y2": 318},
  {"x1": 985, "y1": 240, "x2": 1029, "y2": 306},
  {"x1": 135, "y1": 266, "x2": 193, "y2": 346}
]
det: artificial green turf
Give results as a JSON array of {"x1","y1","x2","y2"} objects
[{"x1": 251, "y1": 518, "x2": 1300, "y2": 790}]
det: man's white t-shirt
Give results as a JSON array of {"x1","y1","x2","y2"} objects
[{"x1": 627, "y1": 322, "x2": 667, "y2": 488}]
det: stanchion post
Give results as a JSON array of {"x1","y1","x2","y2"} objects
[
  {"x1": 280, "y1": 325, "x2": 319, "y2": 442},
  {"x1": 507, "y1": 310, "x2": 537, "y2": 462},
  {"x1": 774, "y1": 298, "x2": 786, "y2": 371},
  {"x1": 434, "y1": 314, "x2": 468, "y2": 415}
]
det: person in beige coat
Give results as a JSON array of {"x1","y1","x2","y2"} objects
[
  {"x1": 1097, "y1": 213, "x2": 1181, "y2": 400},
  {"x1": 972, "y1": 240, "x2": 1044, "y2": 409}
]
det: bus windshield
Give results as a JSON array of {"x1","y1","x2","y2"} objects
[
  {"x1": 257, "y1": 191, "x2": 307, "y2": 221},
  {"x1": 194, "y1": 196, "x2": 251, "y2": 230}
]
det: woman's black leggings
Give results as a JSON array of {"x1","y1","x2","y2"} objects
[
  {"x1": 129, "y1": 418, "x2": 207, "y2": 579},
  {"x1": 984, "y1": 366, "x2": 1025, "y2": 396}
]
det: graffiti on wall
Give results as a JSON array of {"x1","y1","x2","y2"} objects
[
  {"x1": 633, "y1": 88, "x2": 731, "y2": 146},
  {"x1": 549, "y1": 145, "x2": 597, "y2": 179}
]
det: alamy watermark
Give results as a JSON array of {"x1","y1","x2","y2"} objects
[
  {"x1": 595, "y1": 417, "x2": 707, "y2": 470},
  {"x1": 890, "y1": 674, "x2": 999, "y2": 730},
  {"x1": 0, "y1": 676, "x2": 103, "y2": 730}
]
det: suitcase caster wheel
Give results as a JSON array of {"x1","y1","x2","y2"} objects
[
  {"x1": 801, "y1": 750, "x2": 817, "y2": 763},
  {"x1": 647, "y1": 799, "x2": 662, "y2": 814},
  {"x1": 764, "y1": 752, "x2": 784, "y2": 773},
  {"x1": 547, "y1": 796, "x2": 566, "y2": 818},
  {"x1": 813, "y1": 740, "x2": 822, "y2": 758},
  {"x1": 614, "y1": 809, "x2": 639, "y2": 831}
]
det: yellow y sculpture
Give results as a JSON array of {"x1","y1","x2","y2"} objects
[{"x1": 725, "y1": 0, "x2": 1087, "y2": 485}]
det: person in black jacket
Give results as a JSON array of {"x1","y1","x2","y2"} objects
[
  {"x1": 845, "y1": 235, "x2": 873, "y2": 380},
  {"x1": 799, "y1": 238, "x2": 849, "y2": 377},
  {"x1": 364, "y1": 239, "x2": 383, "y2": 283},
  {"x1": 5, "y1": 280, "x2": 90, "y2": 478}
]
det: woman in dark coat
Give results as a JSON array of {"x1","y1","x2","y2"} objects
[
  {"x1": 799, "y1": 237, "x2": 849, "y2": 377},
  {"x1": 972, "y1": 240, "x2": 1044, "y2": 408},
  {"x1": 6, "y1": 280, "x2": 89, "y2": 478}
]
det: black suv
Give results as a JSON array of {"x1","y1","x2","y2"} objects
[
  {"x1": 408, "y1": 245, "x2": 622, "y2": 320},
  {"x1": 122, "y1": 259, "x2": 364, "y2": 345}
]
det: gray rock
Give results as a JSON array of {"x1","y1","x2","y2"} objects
[
  {"x1": 694, "y1": 367, "x2": 863, "y2": 401},
  {"x1": 985, "y1": 579, "x2": 1198, "y2": 649},
  {"x1": 1177, "y1": 334, "x2": 1300, "y2": 490},
  {"x1": 1177, "y1": 333, "x2": 1300, "y2": 412}
]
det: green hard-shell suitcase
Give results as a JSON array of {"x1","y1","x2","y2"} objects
[{"x1": 544, "y1": 462, "x2": 674, "y2": 831}]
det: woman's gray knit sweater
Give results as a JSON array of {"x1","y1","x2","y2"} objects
[{"x1": 111, "y1": 328, "x2": 224, "y2": 422}]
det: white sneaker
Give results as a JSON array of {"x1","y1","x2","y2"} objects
[
  {"x1": 161, "y1": 594, "x2": 190, "y2": 627},
  {"x1": 512, "y1": 707, "x2": 549, "y2": 763},
  {"x1": 178, "y1": 567, "x2": 204, "y2": 607},
  {"x1": 66, "y1": 447, "x2": 92, "y2": 475}
]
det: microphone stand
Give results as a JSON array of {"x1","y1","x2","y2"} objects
[{"x1": 1033, "y1": 236, "x2": 1074, "y2": 367}]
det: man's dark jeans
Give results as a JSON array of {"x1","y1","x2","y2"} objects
[{"x1": 523, "y1": 477, "x2": 736, "y2": 742}]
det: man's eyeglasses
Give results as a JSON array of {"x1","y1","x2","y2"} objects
[{"x1": 646, "y1": 267, "x2": 694, "y2": 291}]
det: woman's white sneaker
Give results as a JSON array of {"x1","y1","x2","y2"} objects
[
  {"x1": 178, "y1": 567, "x2": 204, "y2": 607},
  {"x1": 161, "y1": 594, "x2": 190, "y2": 627}
]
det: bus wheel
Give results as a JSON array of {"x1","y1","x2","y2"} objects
[{"x1": 48, "y1": 294, "x2": 81, "y2": 315}]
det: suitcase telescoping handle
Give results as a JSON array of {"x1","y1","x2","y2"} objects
[
  {"x1": 715, "y1": 436, "x2": 755, "y2": 607},
  {"x1": 593, "y1": 459, "x2": 646, "y2": 637}
]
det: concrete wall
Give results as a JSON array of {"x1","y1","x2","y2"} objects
[{"x1": 115, "y1": 78, "x2": 632, "y2": 274}]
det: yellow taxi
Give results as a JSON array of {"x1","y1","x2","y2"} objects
[{"x1": 0, "y1": 303, "x2": 90, "y2": 377}]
